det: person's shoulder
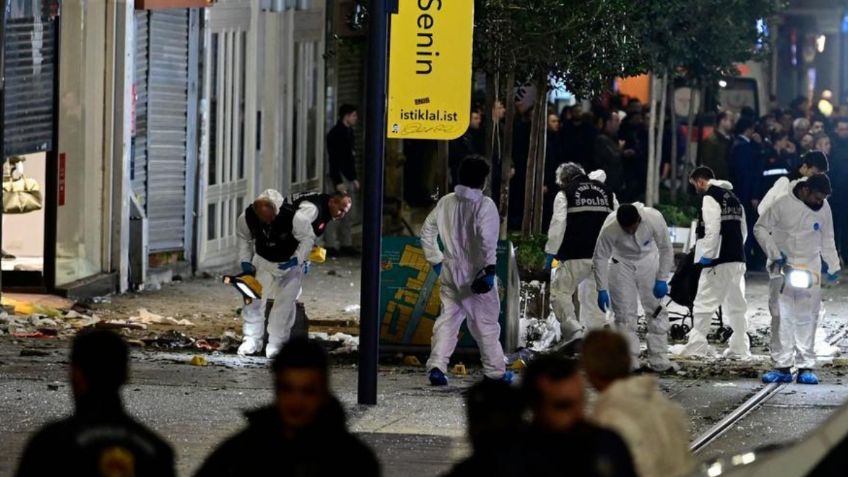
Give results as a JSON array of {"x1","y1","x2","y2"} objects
[{"x1": 121, "y1": 416, "x2": 176, "y2": 456}]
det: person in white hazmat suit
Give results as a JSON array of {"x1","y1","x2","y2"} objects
[
  {"x1": 757, "y1": 151, "x2": 831, "y2": 359},
  {"x1": 421, "y1": 156, "x2": 508, "y2": 386},
  {"x1": 544, "y1": 163, "x2": 616, "y2": 349},
  {"x1": 677, "y1": 166, "x2": 750, "y2": 358},
  {"x1": 235, "y1": 190, "x2": 352, "y2": 358},
  {"x1": 755, "y1": 174, "x2": 840, "y2": 384},
  {"x1": 593, "y1": 203, "x2": 675, "y2": 371},
  {"x1": 583, "y1": 329, "x2": 694, "y2": 477}
]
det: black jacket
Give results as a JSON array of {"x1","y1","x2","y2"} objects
[
  {"x1": 327, "y1": 121, "x2": 357, "y2": 185},
  {"x1": 445, "y1": 422, "x2": 637, "y2": 477},
  {"x1": 15, "y1": 395, "x2": 176, "y2": 477},
  {"x1": 194, "y1": 398, "x2": 380, "y2": 477}
]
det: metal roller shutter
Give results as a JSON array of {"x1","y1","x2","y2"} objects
[
  {"x1": 147, "y1": 9, "x2": 189, "y2": 252},
  {"x1": 132, "y1": 11, "x2": 150, "y2": 210},
  {"x1": 3, "y1": 16, "x2": 57, "y2": 156}
]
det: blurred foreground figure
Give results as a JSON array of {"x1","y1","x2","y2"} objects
[
  {"x1": 15, "y1": 330, "x2": 176, "y2": 477},
  {"x1": 195, "y1": 338, "x2": 380, "y2": 477},
  {"x1": 583, "y1": 330, "x2": 694, "y2": 477}
]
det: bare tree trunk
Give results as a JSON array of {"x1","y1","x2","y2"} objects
[
  {"x1": 532, "y1": 86, "x2": 548, "y2": 235},
  {"x1": 499, "y1": 71, "x2": 516, "y2": 240},
  {"x1": 683, "y1": 81, "x2": 699, "y2": 179},
  {"x1": 654, "y1": 74, "x2": 668, "y2": 205},
  {"x1": 647, "y1": 75, "x2": 658, "y2": 206},
  {"x1": 485, "y1": 72, "x2": 497, "y2": 190},
  {"x1": 522, "y1": 78, "x2": 547, "y2": 238},
  {"x1": 669, "y1": 80, "x2": 678, "y2": 202}
]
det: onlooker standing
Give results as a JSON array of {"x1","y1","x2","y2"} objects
[
  {"x1": 449, "y1": 110, "x2": 483, "y2": 187},
  {"x1": 830, "y1": 118, "x2": 848, "y2": 257},
  {"x1": 195, "y1": 338, "x2": 380, "y2": 476},
  {"x1": 583, "y1": 330, "x2": 694, "y2": 477},
  {"x1": 594, "y1": 110, "x2": 624, "y2": 195},
  {"x1": 506, "y1": 354, "x2": 637, "y2": 477},
  {"x1": 699, "y1": 111, "x2": 734, "y2": 180},
  {"x1": 791, "y1": 117, "x2": 811, "y2": 151},
  {"x1": 729, "y1": 117, "x2": 764, "y2": 269},
  {"x1": 543, "y1": 112, "x2": 566, "y2": 231},
  {"x1": 16, "y1": 330, "x2": 176, "y2": 477},
  {"x1": 814, "y1": 134, "x2": 832, "y2": 156},
  {"x1": 325, "y1": 104, "x2": 360, "y2": 256}
]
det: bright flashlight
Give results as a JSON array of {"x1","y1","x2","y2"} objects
[
  {"x1": 235, "y1": 281, "x2": 260, "y2": 300},
  {"x1": 788, "y1": 269, "x2": 813, "y2": 289}
]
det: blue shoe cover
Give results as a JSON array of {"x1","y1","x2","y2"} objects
[
  {"x1": 429, "y1": 368, "x2": 448, "y2": 386},
  {"x1": 797, "y1": 370, "x2": 819, "y2": 385},
  {"x1": 762, "y1": 369, "x2": 793, "y2": 383},
  {"x1": 502, "y1": 371, "x2": 514, "y2": 384}
]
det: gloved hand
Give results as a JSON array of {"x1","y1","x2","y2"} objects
[
  {"x1": 653, "y1": 280, "x2": 669, "y2": 299},
  {"x1": 698, "y1": 257, "x2": 713, "y2": 266},
  {"x1": 303, "y1": 261, "x2": 312, "y2": 275},
  {"x1": 826, "y1": 271, "x2": 840, "y2": 284},
  {"x1": 432, "y1": 263, "x2": 442, "y2": 276},
  {"x1": 774, "y1": 252, "x2": 787, "y2": 268},
  {"x1": 471, "y1": 265, "x2": 497, "y2": 294},
  {"x1": 240, "y1": 261, "x2": 256, "y2": 276},
  {"x1": 544, "y1": 255, "x2": 556, "y2": 272},
  {"x1": 278, "y1": 257, "x2": 298, "y2": 271},
  {"x1": 597, "y1": 290, "x2": 611, "y2": 312}
]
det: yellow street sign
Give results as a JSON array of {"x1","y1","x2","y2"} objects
[{"x1": 387, "y1": 0, "x2": 474, "y2": 140}]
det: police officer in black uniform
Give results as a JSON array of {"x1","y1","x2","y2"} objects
[
  {"x1": 544, "y1": 163, "x2": 616, "y2": 348},
  {"x1": 15, "y1": 330, "x2": 176, "y2": 477}
]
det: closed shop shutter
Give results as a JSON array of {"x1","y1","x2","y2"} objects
[
  {"x1": 3, "y1": 15, "x2": 57, "y2": 156},
  {"x1": 132, "y1": 11, "x2": 150, "y2": 210},
  {"x1": 147, "y1": 9, "x2": 189, "y2": 252}
]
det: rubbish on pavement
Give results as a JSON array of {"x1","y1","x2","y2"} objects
[
  {"x1": 195, "y1": 339, "x2": 219, "y2": 351},
  {"x1": 128, "y1": 308, "x2": 195, "y2": 327},
  {"x1": 99, "y1": 320, "x2": 147, "y2": 331},
  {"x1": 403, "y1": 355, "x2": 422, "y2": 367},
  {"x1": 343, "y1": 304, "x2": 361, "y2": 314},
  {"x1": 519, "y1": 313, "x2": 562, "y2": 351},
  {"x1": 190, "y1": 355, "x2": 208, "y2": 366},
  {"x1": 12, "y1": 331, "x2": 51, "y2": 339}
]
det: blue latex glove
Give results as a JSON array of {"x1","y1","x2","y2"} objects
[
  {"x1": 471, "y1": 266, "x2": 497, "y2": 294},
  {"x1": 698, "y1": 257, "x2": 713, "y2": 266},
  {"x1": 775, "y1": 252, "x2": 787, "y2": 267},
  {"x1": 483, "y1": 274, "x2": 496, "y2": 288},
  {"x1": 544, "y1": 255, "x2": 556, "y2": 272},
  {"x1": 432, "y1": 263, "x2": 442, "y2": 276},
  {"x1": 597, "y1": 290, "x2": 611, "y2": 312},
  {"x1": 827, "y1": 271, "x2": 840, "y2": 284},
  {"x1": 278, "y1": 257, "x2": 299, "y2": 271},
  {"x1": 303, "y1": 261, "x2": 312, "y2": 275},
  {"x1": 241, "y1": 261, "x2": 256, "y2": 276},
  {"x1": 653, "y1": 280, "x2": 669, "y2": 299}
]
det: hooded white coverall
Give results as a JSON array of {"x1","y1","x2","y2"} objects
[
  {"x1": 236, "y1": 189, "x2": 318, "y2": 358},
  {"x1": 591, "y1": 375, "x2": 694, "y2": 477},
  {"x1": 754, "y1": 191, "x2": 840, "y2": 369},
  {"x1": 678, "y1": 180, "x2": 749, "y2": 358},
  {"x1": 593, "y1": 204, "x2": 674, "y2": 370},
  {"x1": 757, "y1": 176, "x2": 807, "y2": 356},
  {"x1": 421, "y1": 185, "x2": 506, "y2": 379},
  {"x1": 545, "y1": 171, "x2": 618, "y2": 342}
]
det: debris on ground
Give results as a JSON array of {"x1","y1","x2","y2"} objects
[
  {"x1": 129, "y1": 308, "x2": 195, "y2": 327},
  {"x1": 190, "y1": 355, "x2": 209, "y2": 366},
  {"x1": 403, "y1": 355, "x2": 423, "y2": 367},
  {"x1": 342, "y1": 304, "x2": 361, "y2": 314},
  {"x1": 519, "y1": 313, "x2": 561, "y2": 351},
  {"x1": 308, "y1": 332, "x2": 359, "y2": 354}
]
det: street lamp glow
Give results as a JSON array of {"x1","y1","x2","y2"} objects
[
  {"x1": 718, "y1": 80, "x2": 728, "y2": 88},
  {"x1": 816, "y1": 35, "x2": 826, "y2": 53}
]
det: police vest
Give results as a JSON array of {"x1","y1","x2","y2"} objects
[
  {"x1": 245, "y1": 193, "x2": 332, "y2": 262},
  {"x1": 696, "y1": 186, "x2": 745, "y2": 266},
  {"x1": 556, "y1": 176, "x2": 614, "y2": 260}
]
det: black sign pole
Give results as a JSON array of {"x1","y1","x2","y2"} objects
[{"x1": 357, "y1": 0, "x2": 390, "y2": 406}]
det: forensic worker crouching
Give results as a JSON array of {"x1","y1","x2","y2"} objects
[
  {"x1": 593, "y1": 203, "x2": 675, "y2": 372},
  {"x1": 236, "y1": 189, "x2": 352, "y2": 358},
  {"x1": 755, "y1": 174, "x2": 840, "y2": 385}
]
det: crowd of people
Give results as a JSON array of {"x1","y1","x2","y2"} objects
[{"x1": 16, "y1": 329, "x2": 697, "y2": 477}]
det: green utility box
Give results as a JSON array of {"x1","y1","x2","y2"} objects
[{"x1": 379, "y1": 237, "x2": 519, "y2": 353}]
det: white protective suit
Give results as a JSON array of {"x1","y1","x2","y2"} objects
[
  {"x1": 754, "y1": 190, "x2": 840, "y2": 369},
  {"x1": 593, "y1": 204, "x2": 674, "y2": 370},
  {"x1": 545, "y1": 171, "x2": 618, "y2": 342},
  {"x1": 421, "y1": 185, "x2": 506, "y2": 379},
  {"x1": 679, "y1": 180, "x2": 749, "y2": 358},
  {"x1": 591, "y1": 375, "x2": 694, "y2": 477},
  {"x1": 236, "y1": 189, "x2": 318, "y2": 358},
  {"x1": 758, "y1": 176, "x2": 812, "y2": 358}
]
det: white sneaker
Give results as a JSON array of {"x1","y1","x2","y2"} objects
[
  {"x1": 265, "y1": 345, "x2": 281, "y2": 359},
  {"x1": 238, "y1": 338, "x2": 262, "y2": 356}
]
